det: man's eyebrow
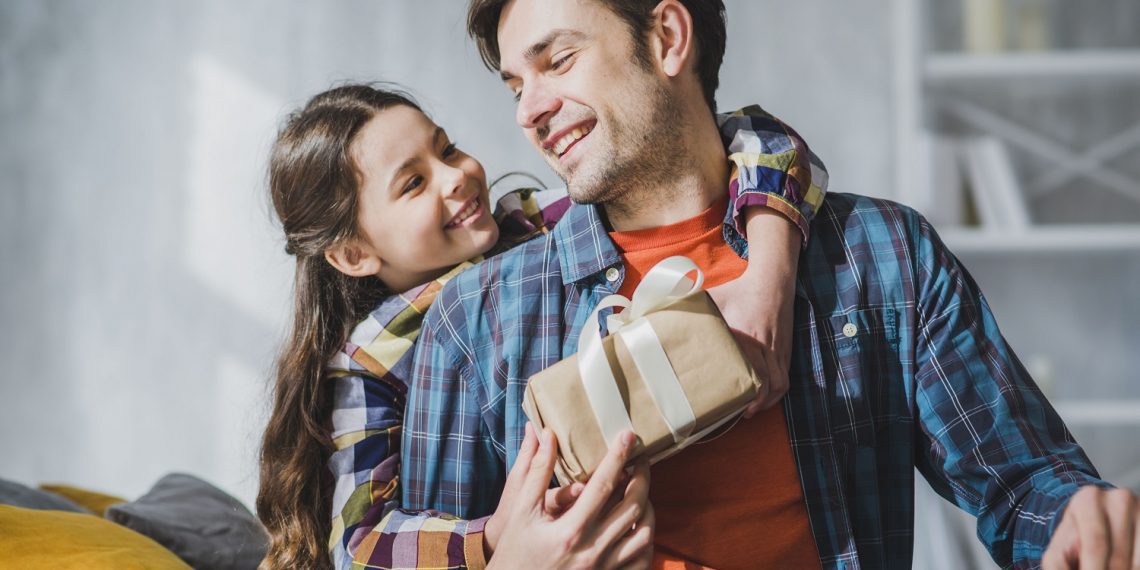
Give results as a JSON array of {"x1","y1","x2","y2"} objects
[
  {"x1": 499, "y1": 29, "x2": 585, "y2": 82},
  {"x1": 387, "y1": 127, "x2": 444, "y2": 191}
]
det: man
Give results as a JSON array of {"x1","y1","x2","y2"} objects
[{"x1": 402, "y1": 0, "x2": 1140, "y2": 568}]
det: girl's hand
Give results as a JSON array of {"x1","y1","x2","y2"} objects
[
  {"x1": 486, "y1": 423, "x2": 653, "y2": 569},
  {"x1": 485, "y1": 430, "x2": 586, "y2": 551}
]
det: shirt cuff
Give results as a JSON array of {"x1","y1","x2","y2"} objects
[
  {"x1": 730, "y1": 190, "x2": 811, "y2": 247},
  {"x1": 463, "y1": 515, "x2": 491, "y2": 570},
  {"x1": 1012, "y1": 477, "x2": 1114, "y2": 565}
]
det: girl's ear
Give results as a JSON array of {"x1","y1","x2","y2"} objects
[{"x1": 324, "y1": 240, "x2": 382, "y2": 278}]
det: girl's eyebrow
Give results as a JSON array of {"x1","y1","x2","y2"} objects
[{"x1": 387, "y1": 127, "x2": 445, "y2": 191}]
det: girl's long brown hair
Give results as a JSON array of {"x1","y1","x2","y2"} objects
[{"x1": 258, "y1": 84, "x2": 419, "y2": 570}]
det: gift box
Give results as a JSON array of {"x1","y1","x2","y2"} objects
[{"x1": 522, "y1": 256, "x2": 762, "y2": 485}]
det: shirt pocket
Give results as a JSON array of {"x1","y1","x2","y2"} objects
[{"x1": 822, "y1": 308, "x2": 900, "y2": 448}]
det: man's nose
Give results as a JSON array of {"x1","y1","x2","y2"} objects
[{"x1": 516, "y1": 80, "x2": 561, "y2": 131}]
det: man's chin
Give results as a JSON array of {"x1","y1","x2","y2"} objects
[
  {"x1": 566, "y1": 181, "x2": 611, "y2": 205},
  {"x1": 557, "y1": 158, "x2": 617, "y2": 204},
  {"x1": 563, "y1": 171, "x2": 589, "y2": 202},
  {"x1": 547, "y1": 157, "x2": 571, "y2": 181}
]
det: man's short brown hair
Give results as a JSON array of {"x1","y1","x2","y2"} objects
[{"x1": 467, "y1": 0, "x2": 727, "y2": 112}]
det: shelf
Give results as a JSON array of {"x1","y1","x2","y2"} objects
[
  {"x1": 925, "y1": 49, "x2": 1140, "y2": 82},
  {"x1": 1052, "y1": 399, "x2": 1140, "y2": 426},
  {"x1": 937, "y1": 225, "x2": 1140, "y2": 253}
]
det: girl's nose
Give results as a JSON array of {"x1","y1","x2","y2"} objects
[{"x1": 440, "y1": 163, "x2": 468, "y2": 199}]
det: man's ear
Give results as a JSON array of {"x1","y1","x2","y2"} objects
[
  {"x1": 324, "y1": 240, "x2": 382, "y2": 278},
  {"x1": 651, "y1": 0, "x2": 695, "y2": 78}
]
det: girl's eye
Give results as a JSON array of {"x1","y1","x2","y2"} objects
[
  {"x1": 402, "y1": 175, "x2": 423, "y2": 195},
  {"x1": 443, "y1": 142, "x2": 458, "y2": 158}
]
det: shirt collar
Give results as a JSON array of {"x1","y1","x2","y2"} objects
[{"x1": 551, "y1": 201, "x2": 623, "y2": 285}]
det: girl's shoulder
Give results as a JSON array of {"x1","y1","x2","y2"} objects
[
  {"x1": 493, "y1": 186, "x2": 570, "y2": 251},
  {"x1": 328, "y1": 261, "x2": 476, "y2": 380}
]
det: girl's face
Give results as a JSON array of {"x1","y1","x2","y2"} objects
[{"x1": 347, "y1": 105, "x2": 499, "y2": 291}]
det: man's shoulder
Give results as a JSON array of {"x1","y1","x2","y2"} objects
[
  {"x1": 810, "y1": 192, "x2": 929, "y2": 246},
  {"x1": 801, "y1": 192, "x2": 943, "y2": 298},
  {"x1": 816, "y1": 191, "x2": 923, "y2": 221}
]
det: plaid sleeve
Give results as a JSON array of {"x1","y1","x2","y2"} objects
[
  {"x1": 910, "y1": 215, "x2": 1110, "y2": 568},
  {"x1": 326, "y1": 267, "x2": 490, "y2": 570},
  {"x1": 717, "y1": 105, "x2": 829, "y2": 245},
  {"x1": 326, "y1": 373, "x2": 489, "y2": 570}
]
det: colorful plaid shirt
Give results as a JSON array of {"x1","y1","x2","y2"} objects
[
  {"x1": 326, "y1": 106, "x2": 825, "y2": 569},
  {"x1": 401, "y1": 182, "x2": 1108, "y2": 565}
]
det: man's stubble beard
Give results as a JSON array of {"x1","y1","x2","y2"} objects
[{"x1": 561, "y1": 81, "x2": 690, "y2": 218}]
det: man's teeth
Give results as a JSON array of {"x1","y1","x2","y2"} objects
[
  {"x1": 552, "y1": 126, "x2": 592, "y2": 156},
  {"x1": 448, "y1": 199, "x2": 479, "y2": 228}
]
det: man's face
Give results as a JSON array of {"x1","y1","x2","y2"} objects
[{"x1": 497, "y1": 0, "x2": 680, "y2": 204}]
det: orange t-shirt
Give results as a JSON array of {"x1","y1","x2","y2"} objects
[{"x1": 608, "y1": 195, "x2": 820, "y2": 570}]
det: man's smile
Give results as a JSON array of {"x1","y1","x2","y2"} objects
[{"x1": 543, "y1": 119, "x2": 596, "y2": 159}]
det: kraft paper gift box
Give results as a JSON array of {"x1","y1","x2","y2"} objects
[{"x1": 522, "y1": 256, "x2": 762, "y2": 485}]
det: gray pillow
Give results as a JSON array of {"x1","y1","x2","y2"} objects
[
  {"x1": 0, "y1": 477, "x2": 89, "y2": 513},
  {"x1": 105, "y1": 473, "x2": 268, "y2": 570}
]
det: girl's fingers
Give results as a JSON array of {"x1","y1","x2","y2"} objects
[
  {"x1": 566, "y1": 430, "x2": 637, "y2": 529},
  {"x1": 502, "y1": 422, "x2": 539, "y2": 503},
  {"x1": 519, "y1": 428, "x2": 559, "y2": 510}
]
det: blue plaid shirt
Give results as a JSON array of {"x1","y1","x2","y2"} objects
[{"x1": 402, "y1": 189, "x2": 1108, "y2": 568}]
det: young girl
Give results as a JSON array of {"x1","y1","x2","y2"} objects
[{"x1": 257, "y1": 84, "x2": 828, "y2": 569}]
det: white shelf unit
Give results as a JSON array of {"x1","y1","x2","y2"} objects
[
  {"x1": 940, "y1": 225, "x2": 1140, "y2": 253},
  {"x1": 891, "y1": 1, "x2": 1140, "y2": 443},
  {"x1": 891, "y1": 0, "x2": 1140, "y2": 250},
  {"x1": 1052, "y1": 399, "x2": 1140, "y2": 427},
  {"x1": 926, "y1": 49, "x2": 1140, "y2": 81}
]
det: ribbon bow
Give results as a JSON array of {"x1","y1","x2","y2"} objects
[{"x1": 577, "y1": 256, "x2": 705, "y2": 449}]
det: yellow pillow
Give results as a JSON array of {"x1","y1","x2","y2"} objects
[
  {"x1": 0, "y1": 505, "x2": 191, "y2": 569},
  {"x1": 38, "y1": 484, "x2": 127, "y2": 517}
]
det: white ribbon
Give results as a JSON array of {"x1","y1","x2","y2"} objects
[{"x1": 577, "y1": 256, "x2": 705, "y2": 448}]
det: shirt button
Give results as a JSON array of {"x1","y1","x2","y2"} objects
[
  {"x1": 842, "y1": 323, "x2": 858, "y2": 338},
  {"x1": 605, "y1": 267, "x2": 620, "y2": 282}
]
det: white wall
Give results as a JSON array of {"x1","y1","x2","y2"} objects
[{"x1": 0, "y1": 0, "x2": 895, "y2": 506}]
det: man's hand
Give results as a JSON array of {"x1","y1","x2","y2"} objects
[
  {"x1": 1042, "y1": 486, "x2": 1140, "y2": 569},
  {"x1": 707, "y1": 208, "x2": 800, "y2": 417},
  {"x1": 485, "y1": 462, "x2": 585, "y2": 551},
  {"x1": 485, "y1": 423, "x2": 654, "y2": 569}
]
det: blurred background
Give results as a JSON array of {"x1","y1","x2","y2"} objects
[{"x1": 1, "y1": 1, "x2": 1137, "y2": 567}]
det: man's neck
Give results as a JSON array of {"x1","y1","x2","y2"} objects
[{"x1": 603, "y1": 114, "x2": 728, "y2": 232}]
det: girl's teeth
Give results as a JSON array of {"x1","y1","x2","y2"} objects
[{"x1": 449, "y1": 200, "x2": 479, "y2": 227}]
